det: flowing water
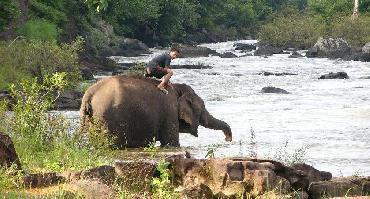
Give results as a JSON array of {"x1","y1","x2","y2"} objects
[{"x1": 68, "y1": 40, "x2": 370, "y2": 176}]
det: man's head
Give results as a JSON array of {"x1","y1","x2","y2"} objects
[{"x1": 169, "y1": 47, "x2": 180, "y2": 60}]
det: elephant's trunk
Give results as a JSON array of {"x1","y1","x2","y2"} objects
[{"x1": 200, "y1": 109, "x2": 232, "y2": 141}]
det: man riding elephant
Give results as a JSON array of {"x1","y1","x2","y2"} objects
[{"x1": 80, "y1": 75, "x2": 232, "y2": 148}]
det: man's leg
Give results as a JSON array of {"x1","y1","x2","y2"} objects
[{"x1": 157, "y1": 68, "x2": 173, "y2": 89}]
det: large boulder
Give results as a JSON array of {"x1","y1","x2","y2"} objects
[
  {"x1": 261, "y1": 87, "x2": 290, "y2": 94},
  {"x1": 291, "y1": 163, "x2": 332, "y2": 184},
  {"x1": 308, "y1": 177, "x2": 370, "y2": 198},
  {"x1": 318, "y1": 72, "x2": 349, "y2": 79},
  {"x1": 0, "y1": 132, "x2": 21, "y2": 170},
  {"x1": 306, "y1": 37, "x2": 351, "y2": 59},
  {"x1": 118, "y1": 38, "x2": 150, "y2": 57},
  {"x1": 54, "y1": 90, "x2": 83, "y2": 110},
  {"x1": 254, "y1": 44, "x2": 284, "y2": 56},
  {"x1": 174, "y1": 44, "x2": 219, "y2": 58},
  {"x1": 171, "y1": 158, "x2": 310, "y2": 198}
]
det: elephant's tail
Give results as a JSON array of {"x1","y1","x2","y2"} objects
[{"x1": 80, "y1": 95, "x2": 92, "y2": 118}]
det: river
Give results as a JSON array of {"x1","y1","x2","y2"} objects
[{"x1": 67, "y1": 40, "x2": 370, "y2": 176}]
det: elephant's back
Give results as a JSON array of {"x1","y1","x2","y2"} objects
[{"x1": 87, "y1": 76, "x2": 167, "y2": 116}]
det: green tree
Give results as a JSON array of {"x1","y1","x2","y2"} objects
[{"x1": 0, "y1": 0, "x2": 20, "y2": 32}]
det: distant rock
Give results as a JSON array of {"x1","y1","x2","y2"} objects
[
  {"x1": 306, "y1": 37, "x2": 351, "y2": 59},
  {"x1": 171, "y1": 64, "x2": 213, "y2": 69},
  {"x1": 173, "y1": 43, "x2": 218, "y2": 58},
  {"x1": 254, "y1": 44, "x2": 284, "y2": 56},
  {"x1": 219, "y1": 52, "x2": 238, "y2": 58},
  {"x1": 258, "y1": 71, "x2": 298, "y2": 76},
  {"x1": 289, "y1": 51, "x2": 304, "y2": 58},
  {"x1": 261, "y1": 86, "x2": 290, "y2": 94},
  {"x1": 233, "y1": 43, "x2": 256, "y2": 51},
  {"x1": 318, "y1": 72, "x2": 349, "y2": 79}
]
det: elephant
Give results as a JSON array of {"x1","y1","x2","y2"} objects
[{"x1": 80, "y1": 75, "x2": 232, "y2": 148}]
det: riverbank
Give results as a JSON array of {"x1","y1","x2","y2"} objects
[{"x1": 1, "y1": 147, "x2": 369, "y2": 198}]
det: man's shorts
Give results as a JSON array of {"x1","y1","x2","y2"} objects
[{"x1": 145, "y1": 66, "x2": 167, "y2": 79}]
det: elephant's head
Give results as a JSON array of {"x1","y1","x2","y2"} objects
[{"x1": 176, "y1": 84, "x2": 232, "y2": 142}]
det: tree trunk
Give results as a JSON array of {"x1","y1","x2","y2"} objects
[
  {"x1": 200, "y1": 109, "x2": 232, "y2": 141},
  {"x1": 352, "y1": 0, "x2": 359, "y2": 21}
]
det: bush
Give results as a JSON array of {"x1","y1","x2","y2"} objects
[
  {"x1": 17, "y1": 19, "x2": 60, "y2": 41},
  {"x1": 0, "y1": 0, "x2": 19, "y2": 32},
  {"x1": 258, "y1": 10, "x2": 324, "y2": 49},
  {"x1": 0, "y1": 38, "x2": 83, "y2": 91},
  {"x1": 3, "y1": 73, "x2": 109, "y2": 173},
  {"x1": 331, "y1": 14, "x2": 370, "y2": 47}
]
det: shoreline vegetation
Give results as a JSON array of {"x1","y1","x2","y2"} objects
[{"x1": 0, "y1": 0, "x2": 370, "y2": 198}]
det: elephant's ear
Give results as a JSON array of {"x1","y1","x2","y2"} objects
[{"x1": 178, "y1": 94, "x2": 193, "y2": 126}]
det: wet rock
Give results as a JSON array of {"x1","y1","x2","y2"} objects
[
  {"x1": 261, "y1": 87, "x2": 290, "y2": 94},
  {"x1": 219, "y1": 52, "x2": 238, "y2": 58},
  {"x1": 318, "y1": 72, "x2": 349, "y2": 79},
  {"x1": 289, "y1": 51, "x2": 304, "y2": 58},
  {"x1": 306, "y1": 37, "x2": 351, "y2": 59},
  {"x1": 291, "y1": 163, "x2": 332, "y2": 184},
  {"x1": 22, "y1": 172, "x2": 65, "y2": 188},
  {"x1": 234, "y1": 43, "x2": 256, "y2": 51},
  {"x1": 171, "y1": 64, "x2": 213, "y2": 69},
  {"x1": 117, "y1": 38, "x2": 150, "y2": 57},
  {"x1": 64, "y1": 179, "x2": 115, "y2": 199},
  {"x1": 308, "y1": 177, "x2": 370, "y2": 198},
  {"x1": 80, "y1": 67, "x2": 94, "y2": 80},
  {"x1": 54, "y1": 90, "x2": 83, "y2": 110},
  {"x1": 254, "y1": 44, "x2": 284, "y2": 56},
  {"x1": 174, "y1": 43, "x2": 218, "y2": 58},
  {"x1": 259, "y1": 71, "x2": 298, "y2": 76},
  {"x1": 0, "y1": 132, "x2": 21, "y2": 170}
]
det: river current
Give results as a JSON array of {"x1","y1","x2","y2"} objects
[{"x1": 67, "y1": 40, "x2": 370, "y2": 176}]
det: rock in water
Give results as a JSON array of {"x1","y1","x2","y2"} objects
[
  {"x1": 261, "y1": 86, "x2": 290, "y2": 94},
  {"x1": 306, "y1": 37, "x2": 351, "y2": 59},
  {"x1": 318, "y1": 72, "x2": 349, "y2": 79}
]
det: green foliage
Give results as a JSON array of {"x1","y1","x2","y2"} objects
[
  {"x1": 0, "y1": 164, "x2": 23, "y2": 191},
  {"x1": 151, "y1": 160, "x2": 178, "y2": 199},
  {"x1": 84, "y1": 117, "x2": 117, "y2": 151},
  {"x1": 273, "y1": 140, "x2": 311, "y2": 166},
  {"x1": 2, "y1": 73, "x2": 109, "y2": 173},
  {"x1": 0, "y1": 38, "x2": 82, "y2": 90},
  {"x1": 258, "y1": 9, "x2": 324, "y2": 49},
  {"x1": 143, "y1": 137, "x2": 159, "y2": 157},
  {"x1": 84, "y1": 0, "x2": 110, "y2": 12},
  {"x1": 17, "y1": 19, "x2": 60, "y2": 41},
  {"x1": 308, "y1": 0, "x2": 352, "y2": 25},
  {"x1": 0, "y1": 0, "x2": 19, "y2": 32},
  {"x1": 330, "y1": 14, "x2": 370, "y2": 47},
  {"x1": 29, "y1": 0, "x2": 68, "y2": 25}
]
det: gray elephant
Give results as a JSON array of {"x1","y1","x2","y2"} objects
[{"x1": 80, "y1": 75, "x2": 232, "y2": 148}]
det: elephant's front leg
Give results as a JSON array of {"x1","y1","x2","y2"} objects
[{"x1": 159, "y1": 121, "x2": 180, "y2": 147}]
